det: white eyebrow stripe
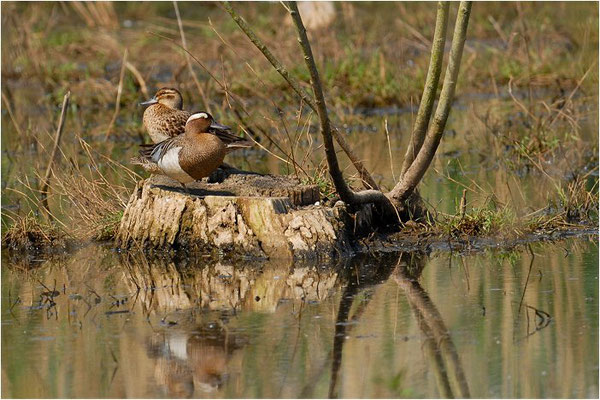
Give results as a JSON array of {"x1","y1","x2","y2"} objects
[{"x1": 187, "y1": 113, "x2": 209, "y2": 122}]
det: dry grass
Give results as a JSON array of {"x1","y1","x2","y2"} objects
[
  {"x1": 2, "y1": 212, "x2": 66, "y2": 251},
  {"x1": 1, "y1": 2, "x2": 597, "y2": 248},
  {"x1": 47, "y1": 137, "x2": 139, "y2": 240}
]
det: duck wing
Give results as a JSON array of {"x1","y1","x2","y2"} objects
[
  {"x1": 209, "y1": 127, "x2": 253, "y2": 149},
  {"x1": 139, "y1": 136, "x2": 184, "y2": 163},
  {"x1": 160, "y1": 110, "x2": 191, "y2": 138}
]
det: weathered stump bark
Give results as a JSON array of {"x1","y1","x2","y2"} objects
[{"x1": 116, "y1": 174, "x2": 354, "y2": 259}]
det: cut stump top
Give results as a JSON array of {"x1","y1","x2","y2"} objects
[{"x1": 148, "y1": 172, "x2": 320, "y2": 207}]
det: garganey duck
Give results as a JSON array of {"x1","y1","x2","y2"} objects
[
  {"x1": 140, "y1": 87, "x2": 191, "y2": 143},
  {"x1": 134, "y1": 112, "x2": 252, "y2": 191}
]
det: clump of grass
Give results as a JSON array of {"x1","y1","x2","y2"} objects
[
  {"x1": 301, "y1": 163, "x2": 337, "y2": 201},
  {"x1": 554, "y1": 174, "x2": 599, "y2": 222},
  {"x1": 526, "y1": 172, "x2": 599, "y2": 231},
  {"x1": 2, "y1": 212, "x2": 66, "y2": 252},
  {"x1": 47, "y1": 137, "x2": 139, "y2": 241},
  {"x1": 434, "y1": 169, "x2": 598, "y2": 240},
  {"x1": 441, "y1": 203, "x2": 517, "y2": 238}
]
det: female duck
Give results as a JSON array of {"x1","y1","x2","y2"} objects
[{"x1": 140, "y1": 87, "x2": 191, "y2": 143}]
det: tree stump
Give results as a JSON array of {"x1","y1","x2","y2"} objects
[{"x1": 116, "y1": 173, "x2": 353, "y2": 259}]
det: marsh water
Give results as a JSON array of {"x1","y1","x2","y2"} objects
[
  {"x1": 2, "y1": 2, "x2": 599, "y2": 398},
  {"x1": 2, "y1": 238, "x2": 598, "y2": 398}
]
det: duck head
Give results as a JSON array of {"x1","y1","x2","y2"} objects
[
  {"x1": 140, "y1": 87, "x2": 184, "y2": 109},
  {"x1": 185, "y1": 112, "x2": 230, "y2": 134}
]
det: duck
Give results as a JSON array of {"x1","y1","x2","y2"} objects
[
  {"x1": 134, "y1": 112, "x2": 252, "y2": 191},
  {"x1": 140, "y1": 87, "x2": 191, "y2": 143}
]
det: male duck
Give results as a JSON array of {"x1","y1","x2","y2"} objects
[{"x1": 136, "y1": 112, "x2": 252, "y2": 190}]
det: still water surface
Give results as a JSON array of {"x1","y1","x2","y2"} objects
[{"x1": 2, "y1": 238, "x2": 598, "y2": 398}]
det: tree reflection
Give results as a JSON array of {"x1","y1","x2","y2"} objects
[
  {"x1": 327, "y1": 252, "x2": 470, "y2": 398},
  {"x1": 392, "y1": 255, "x2": 470, "y2": 398}
]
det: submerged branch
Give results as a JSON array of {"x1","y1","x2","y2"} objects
[
  {"x1": 400, "y1": 2, "x2": 449, "y2": 177},
  {"x1": 222, "y1": 1, "x2": 379, "y2": 191},
  {"x1": 390, "y1": 1, "x2": 472, "y2": 201}
]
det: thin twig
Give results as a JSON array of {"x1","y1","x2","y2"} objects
[
  {"x1": 518, "y1": 244, "x2": 535, "y2": 313},
  {"x1": 40, "y1": 90, "x2": 70, "y2": 214},
  {"x1": 125, "y1": 61, "x2": 149, "y2": 99},
  {"x1": 105, "y1": 49, "x2": 128, "y2": 139},
  {"x1": 221, "y1": 1, "x2": 379, "y2": 191},
  {"x1": 384, "y1": 119, "x2": 396, "y2": 183},
  {"x1": 173, "y1": 1, "x2": 210, "y2": 112}
]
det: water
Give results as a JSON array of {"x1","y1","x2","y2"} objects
[{"x1": 2, "y1": 237, "x2": 598, "y2": 398}]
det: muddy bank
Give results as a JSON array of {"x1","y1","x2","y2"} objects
[{"x1": 360, "y1": 227, "x2": 598, "y2": 255}]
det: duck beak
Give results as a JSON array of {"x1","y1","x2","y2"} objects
[
  {"x1": 139, "y1": 97, "x2": 158, "y2": 106},
  {"x1": 210, "y1": 120, "x2": 231, "y2": 131}
]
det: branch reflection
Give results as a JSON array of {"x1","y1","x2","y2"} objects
[{"x1": 326, "y1": 252, "x2": 470, "y2": 398}]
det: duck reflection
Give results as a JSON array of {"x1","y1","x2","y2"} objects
[{"x1": 146, "y1": 322, "x2": 245, "y2": 397}]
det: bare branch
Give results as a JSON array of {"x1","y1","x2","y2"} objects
[
  {"x1": 40, "y1": 90, "x2": 71, "y2": 213},
  {"x1": 173, "y1": 1, "x2": 211, "y2": 113},
  {"x1": 222, "y1": 1, "x2": 379, "y2": 190},
  {"x1": 390, "y1": 1, "x2": 472, "y2": 201},
  {"x1": 400, "y1": 2, "x2": 449, "y2": 176},
  {"x1": 286, "y1": 1, "x2": 359, "y2": 203}
]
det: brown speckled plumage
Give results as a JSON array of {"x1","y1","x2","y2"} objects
[
  {"x1": 143, "y1": 103, "x2": 190, "y2": 143},
  {"x1": 141, "y1": 87, "x2": 252, "y2": 147},
  {"x1": 141, "y1": 88, "x2": 190, "y2": 143}
]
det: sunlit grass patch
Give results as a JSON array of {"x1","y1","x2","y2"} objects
[
  {"x1": 438, "y1": 202, "x2": 518, "y2": 238},
  {"x1": 2, "y1": 212, "x2": 66, "y2": 252}
]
